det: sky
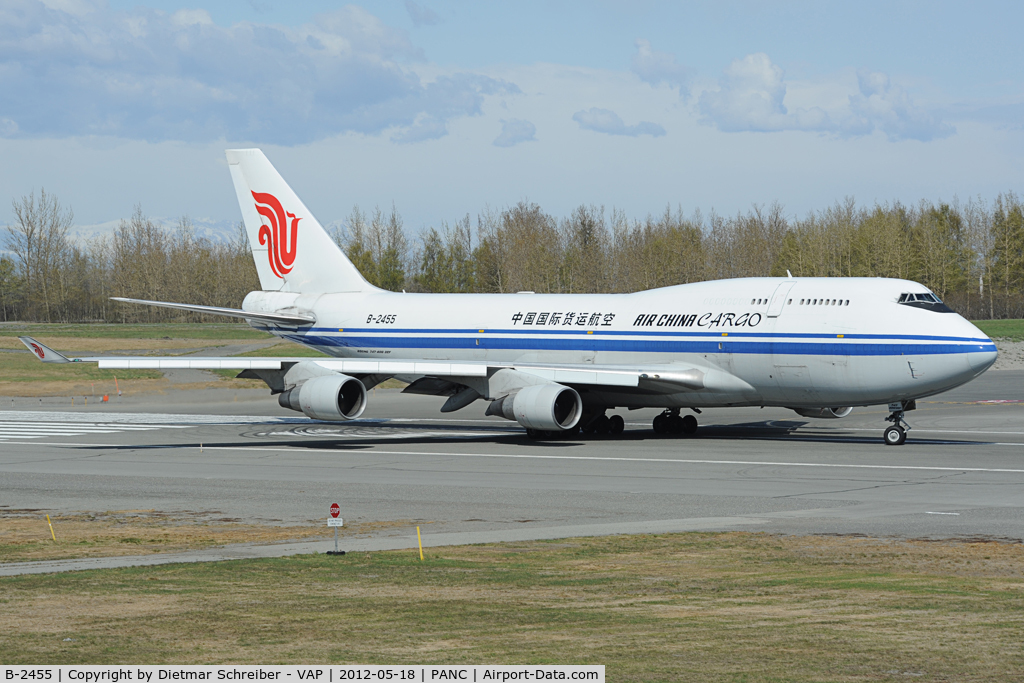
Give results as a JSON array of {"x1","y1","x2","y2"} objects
[{"x1": 1, "y1": 0, "x2": 1022, "y2": 240}]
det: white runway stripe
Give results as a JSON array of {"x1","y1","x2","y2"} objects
[
  {"x1": 0, "y1": 411, "x2": 309, "y2": 425},
  {"x1": 0, "y1": 415, "x2": 190, "y2": 441},
  {"x1": 0, "y1": 423, "x2": 166, "y2": 431},
  {"x1": 0, "y1": 431, "x2": 164, "y2": 440}
]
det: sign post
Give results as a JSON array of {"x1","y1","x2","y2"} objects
[{"x1": 327, "y1": 502, "x2": 344, "y2": 555}]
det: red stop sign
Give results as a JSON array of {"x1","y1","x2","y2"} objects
[{"x1": 330, "y1": 503, "x2": 340, "y2": 518}]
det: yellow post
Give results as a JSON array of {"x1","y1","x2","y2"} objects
[
  {"x1": 416, "y1": 526, "x2": 424, "y2": 561},
  {"x1": 46, "y1": 514, "x2": 56, "y2": 542}
]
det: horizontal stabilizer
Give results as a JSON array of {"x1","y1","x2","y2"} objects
[{"x1": 110, "y1": 297, "x2": 316, "y2": 326}]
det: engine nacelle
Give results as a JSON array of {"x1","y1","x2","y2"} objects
[
  {"x1": 791, "y1": 406, "x2": 853, "y2": 419},
  {"x1": 279, "y1": 374, "x2": 367, "y2": 421},
  {"x1": 487, "y1": 383, "x2": 582, "y2": 431}
]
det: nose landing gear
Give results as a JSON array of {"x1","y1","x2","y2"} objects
[{"x1": 883, "y1": 401, "x2": 915, "y2": 446}]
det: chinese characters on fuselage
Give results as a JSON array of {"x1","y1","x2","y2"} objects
[{"x1": 511, "y1": 312, "x2": 615, "y2": 326}]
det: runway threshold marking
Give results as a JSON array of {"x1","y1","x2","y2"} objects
[
  {"x1": 0, "y1": 421, "x2": 191, "y2": 440},
  {"x1": 121, "y1": 444, "x2": 1024, "y2": 475}
]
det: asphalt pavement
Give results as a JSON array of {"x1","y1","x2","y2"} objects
[{"x1": 1, "y1": 370, "x2": 1022, "y2": 575}]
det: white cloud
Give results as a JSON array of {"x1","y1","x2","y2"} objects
[
  {"x1": 170, "y1": 9, "x2": 213, "y2": 27},
  {"x1": 493, "y1": 118, "x2": 536, "y2": 147},
  {"x1": 698, "y1": 52, "x2": 951, "y2": 141},
  {"x1": 631, "y1": 39, "x2": 691, "y2": 93},
  {"x1": 391, "y1": 114, "x2": 447, "y2": 144},
  {"x1": 697, "y1": 53, "x2": 830, "y2": 133},
  {"x1": 847, "y1": 70, "x2": 953, "y2": 142},
  {"x1": 572, "y1": 108, "x2": 665, "y2": 137},
  {"x1": 37, "y1": 0, "x2": 93, "y2": 16},
  {"x1": 0, "y1": 0, "x2": 515, "y2": 145},
  {"x1": 404, "y1": 0, "x2": 440, "y2": 27}
]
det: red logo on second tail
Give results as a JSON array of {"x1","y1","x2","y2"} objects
[
  {"x1": 252, "y1": 191, "x2": 301, "y2": 278},
  {"x1": 30, "y1": 343, "x2": 45, "y2": 359}
]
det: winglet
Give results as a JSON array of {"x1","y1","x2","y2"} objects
[{"x1": 18, "y1": 337, "x2": 72, "y2": 363}]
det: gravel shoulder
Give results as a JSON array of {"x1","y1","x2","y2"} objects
[{"x1": 992, "y1": 340, "x2": 1024, "y2": 371}]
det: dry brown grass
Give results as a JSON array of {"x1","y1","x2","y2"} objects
[
  {"x1": 0, "y1": 509, "x2": 409, "y2": 563},
  {"x1": 0, "y1": 377, "x2": 222, "y2": 397},
  {"x1": 2, "y1": 532, "x2": 1023, "y2": 679},
  {"x1": 0, "y1": 336, "x2": 234, "y2": 352}
]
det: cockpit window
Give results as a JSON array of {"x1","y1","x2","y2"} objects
[
  {"x1": 898, "y1": 291, "x2": 953, "y2": 312},
  {"x1": 900, "y1": 292, "x2": 941, "y2": 303}
]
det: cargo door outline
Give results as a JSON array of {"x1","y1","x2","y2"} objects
[{"x1": 766, "y1": 281, "x2": 796, "y2": 317}]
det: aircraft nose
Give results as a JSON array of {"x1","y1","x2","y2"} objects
[
  {"x1": 965, "y1": 323, "x2": 997, "y2": 372},
  {"x1": 969, "y1": 345, "x2": 997, "y2": 372}
]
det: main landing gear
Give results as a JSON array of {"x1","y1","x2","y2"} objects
[
  {"x1": 653, "y1": 409, "x2": 698, "y2": 436},
  {"x1": 883, "y1": 401, "x2": 915, "y2": 446},
  {"x1": 581, "y1": 412, "x2": 625, "y2": 436},
  {"x1": 526, "y1": 412, "x2": 625, "y2": 440}
]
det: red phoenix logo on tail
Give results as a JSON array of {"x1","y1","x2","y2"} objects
[
  {"x1": 30, "y1": 343, "x2": 45, "y2": 359},
  {"x1": 252, "y1": 191, "x2": 301, "y2": 278}
]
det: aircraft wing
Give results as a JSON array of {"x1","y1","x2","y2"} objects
[{"x1": 18, "y1": 336, "x2": 747, "y2": 394}]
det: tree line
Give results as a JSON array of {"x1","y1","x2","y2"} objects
[{"x1": 2, "y1": 190, "x2": 1022, "y2": 323}]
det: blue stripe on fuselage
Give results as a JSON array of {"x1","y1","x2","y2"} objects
[
  {"x1": 282, "y1": 333, "x2": 996, "y2": 357},
  {"x1": 306, "y1": 326, "x2": 990, "y2": 343}
]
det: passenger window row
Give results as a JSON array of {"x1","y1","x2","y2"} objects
[{"x1": 799, "y1": 298, "x2": 849, "y2": 306}]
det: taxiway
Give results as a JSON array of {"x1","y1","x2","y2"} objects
[{"x1": 1, "y1": 370, "x2": 1023, "y2": 565}]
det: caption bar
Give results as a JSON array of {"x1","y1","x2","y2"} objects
[{"x1": 3, "y1": 667, "x2": 604, "y2": 683}]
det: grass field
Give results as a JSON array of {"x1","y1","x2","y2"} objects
[
  {"x1": 0, "y1": 322, "x2": 274, "y2": 340},
  {"x1": 0, "y1": 509, "x2": 410, "y2": 563},
  {"x1": 973, "y1": 319, "x2": 1024, "y2": 341},
  {"x1": 0, "y1": 350, "x2": 163, "y2": 389},
  {"x1": 0, "y1": 323, "x2": 274, "y2": 394},
  {"x1": 236, "y1": 342, "x2": 328, "y2": 357},
  {"x1": 0, "y1": 324, "x2": 409, "y2": 392},
  {"x1": 2, "y1": 532, "x2": 1022, "y2": 679}
]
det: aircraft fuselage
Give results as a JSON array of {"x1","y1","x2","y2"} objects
[{"x1": 246, "y1": 276, "x2": 997, "y2": 410}]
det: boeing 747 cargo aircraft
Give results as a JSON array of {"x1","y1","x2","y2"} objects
[{"x1": 21, "y1": 149, "x2": 997, "y2": 445}]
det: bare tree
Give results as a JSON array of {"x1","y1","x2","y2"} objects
[{"x1": 6, "y1": 189, "x2": 75, "y2": 321}]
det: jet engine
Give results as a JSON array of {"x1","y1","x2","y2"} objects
[
  {"x1": 279, "y1": 374, "x2": 367, "y2": 421},
  {"x1": 791, "y1": 406, "x2": 854, "y2": 419},
  {"x1": 486, "y1": 383, "x2": 583, "y2": 431}
]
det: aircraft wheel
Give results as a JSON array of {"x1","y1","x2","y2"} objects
[
  {"x1": 562, "y1": 424, "x2": 581, "y2": 439},
  {"x1": 595, "y1": 415, "x2": 611, "y2": 435},
  {"x1": 653, "y1": 414, "x2": 668, "y2": 434},
  {"x1": 883, "y1": 425, "x2": 906, "y2": 446},
  {"x1": 526, "y1": 428, "x2": 539, "y2": 439},
  {"x1": 608, "y1": 414, "x2": 624, "y2": 435},
  {"x1": 681, "y1": 414, "x2": 698, "y2": 435},
  {"x1": 669, "y1": 414, "x2": 685, "y2": 434}
]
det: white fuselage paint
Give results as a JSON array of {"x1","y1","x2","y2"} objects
[{"x1": 246, "y1": 276, "x2": 997, "y2": 410}]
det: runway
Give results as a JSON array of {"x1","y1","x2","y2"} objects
[{"x1": 1, "y1": 370, "x2": 1023, "y2": 564}]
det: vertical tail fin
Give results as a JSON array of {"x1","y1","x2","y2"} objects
[{"x1": 226, "y1": 148, "x2": 373, "y2": 293}]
